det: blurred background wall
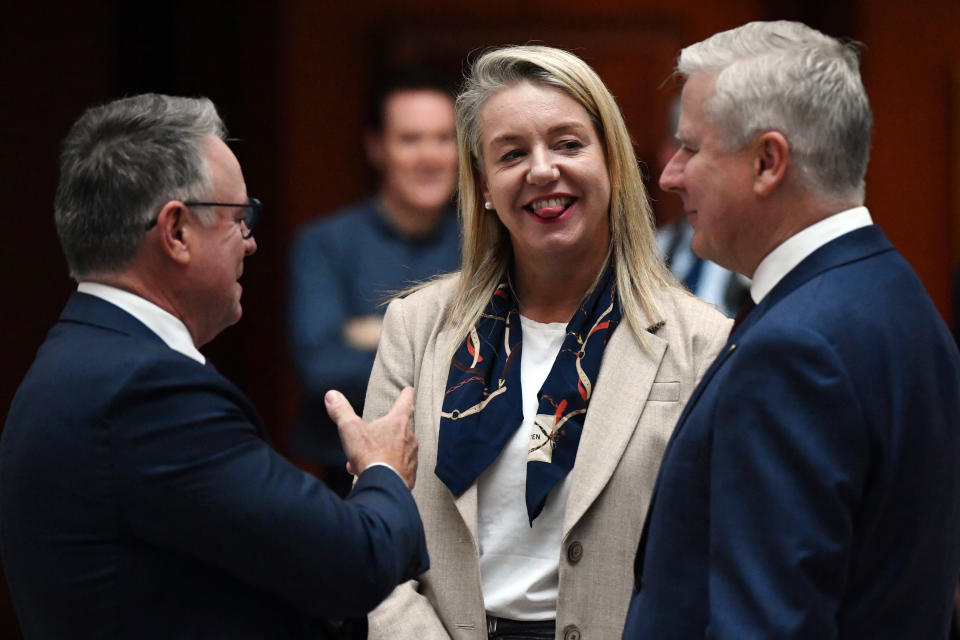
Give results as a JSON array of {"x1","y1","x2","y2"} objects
[{"x1": 1, "y1": 1, "x2": 957, "y2": 635}]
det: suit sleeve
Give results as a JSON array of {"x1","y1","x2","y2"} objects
[
  {"x1": 365, "y1": 297, "x2": 454, "y2": 639},
  {"x1": 707, "y1": 326, "x2": 867, "y2": 638},
  {"x1": 110, "y1": 354, "x2": 428, "y2": 620}
]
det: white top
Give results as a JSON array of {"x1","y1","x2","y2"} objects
[
  {"x1": 478, "y1": 315, "x2": 571, "y2": 621},
  {"x1": 77, "y1": 281, "x2": 205, "y2": 364},
  {"x1": 750, "y1": 206, "x2": 873, "y2": 304}
]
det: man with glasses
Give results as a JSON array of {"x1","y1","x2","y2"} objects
[{"x1": 0, "y1": 93, "x2": 427, "y2": 639}]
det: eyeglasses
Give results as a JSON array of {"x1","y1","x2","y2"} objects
[{"x1": 145, "y1": 197, "x2": 262, "y2": 239}]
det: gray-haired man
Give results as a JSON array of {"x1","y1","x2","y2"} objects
[
  {"x1": 0, "y1": 93, "x2": 427, "y2": 639},
  {"x1": 624, "y1": 21, "x2": 960, "y2": 639}
]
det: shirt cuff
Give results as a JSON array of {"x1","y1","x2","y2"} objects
[{"x1": 363, "y1": 461, "x2": 404, "y2": 483}]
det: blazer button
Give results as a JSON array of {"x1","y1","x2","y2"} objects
[
  {"x1": 567, "y1": 541, "x2": 583, "y2": 563},
  {"x1": 563, "y1": 624, "x2": 582, "y2": 640}
]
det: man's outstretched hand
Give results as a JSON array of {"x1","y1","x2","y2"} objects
[{"x1": 325, "y1": 387, "x2": 418, "y2": 489}]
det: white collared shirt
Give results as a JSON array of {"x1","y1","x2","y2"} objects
[
  {"x1": 76, "y1": 281, "x2": 206, "y2": 364},
  {"x1": 750, "y1": 206, "x2": 873, "y2": 304}
]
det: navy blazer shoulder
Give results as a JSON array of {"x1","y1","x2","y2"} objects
[{"x1": 0, "y1": 293, "x2": 428, "y2": 639}]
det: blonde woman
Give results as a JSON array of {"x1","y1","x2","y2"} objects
[{"x1": 364, "y1": 45, "x2": 730, "y2": 639}]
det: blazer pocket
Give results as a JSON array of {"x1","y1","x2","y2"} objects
[{"x1": 647, "y1": 381, "x2": 680, "y2": 402}]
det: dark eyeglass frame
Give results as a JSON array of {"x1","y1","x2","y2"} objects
[{"x1": 145, "y1": 197, "x2": 262, "y2": 239}]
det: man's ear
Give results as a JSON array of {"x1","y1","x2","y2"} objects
[
  {"x1": 753, "y1": 131, "x2": 790, "y2": 196},
  {"x1": 153, "y1": 201, "x2": 191, "y2": 265},
  {"x1": 364, "y1": 129, "x2": 385, "y2": 171}
]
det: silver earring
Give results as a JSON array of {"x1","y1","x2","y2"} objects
[{"x1": 484, "y1": 201, "x2": 494, "y2": 211}]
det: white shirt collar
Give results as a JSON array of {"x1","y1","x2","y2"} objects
[
  {"x1": 76, "y1": 281, "x2": 206, "y2": 364},
  {"x1": 750, "y1": 206, "x2": 873, "y2": 304}
]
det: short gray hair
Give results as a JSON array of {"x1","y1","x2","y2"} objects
[
  {"x1": 54, "y1": 93, "x2": 226, "y2": 278},
  {"x1": 677, "y1": 20, "x2": 872, "y2": 201}
]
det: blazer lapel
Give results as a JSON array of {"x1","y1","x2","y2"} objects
[
  {"x1": 661, "y1": 339, "x2": 737, "y2": 446},
  {"x1": 431, "y1": 326, "x2": 480, "y2": 544},
  {"x1": 562, "y1": 322, "x2": 667, "y2": 537},
  {"x1": 666, "y1": 225, "x2": 895, "y2": 447}
]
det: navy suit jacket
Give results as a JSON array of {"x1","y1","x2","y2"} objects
[
  {"x1": 0, "y1": 293, "x2": 429, "y2": 639},
  {"x1": 623, "y1": 226, "x2": 960, "y2": 638}
]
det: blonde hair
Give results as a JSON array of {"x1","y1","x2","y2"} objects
[{"x1": 442, "y1": 44, "x2": 677, "y2": 356}]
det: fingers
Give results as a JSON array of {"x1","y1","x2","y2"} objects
[
  {"x1": 324, "y1": 389, "x2": 358, "y2": 425},
  {"x1": 333, "y1": 387, "x2": 418, "y2": 490},
  {"x1": 385, "y1": 387, "x2": 415, "y2": 422}
]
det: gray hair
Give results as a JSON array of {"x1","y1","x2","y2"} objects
[
  {"x1": 442, "y1": 45, "x2": 676, "y2": 357},
  {"x1": 677, "y1": 20, "x2": 872, "y2": 201},
  {"x1": 54, "y1": 93, "x2": 226, "y2": 278}
]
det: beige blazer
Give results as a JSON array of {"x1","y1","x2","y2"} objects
[{"x1": 364, "y1": 277, "x2": 729, "y2": 640}]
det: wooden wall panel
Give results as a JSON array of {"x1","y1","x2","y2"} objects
[
  {"x1": 0, "y1": 6, "x2": 117, "y2": 636},
  {"x1": 857, "y1": 0, "x2": 959, "y2": 322},
  {"x1": 277, "y1": 1, "x2": 764, "y2": 231}
]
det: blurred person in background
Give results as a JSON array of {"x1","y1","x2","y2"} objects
[
  {"x1": 287, "y1": 68, "x2": 461, "y2": 495},
  {"x1": 364, "y1": 45, "x2": 730, "y2": 639}
]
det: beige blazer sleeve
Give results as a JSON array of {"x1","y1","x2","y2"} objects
[{"x1": 364, "y1": 291, "x2": 453, "y2": 639}]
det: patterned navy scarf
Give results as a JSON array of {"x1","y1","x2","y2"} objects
[{"x1": 435, "y1": 267, "x2": 621, "y2": 522}]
